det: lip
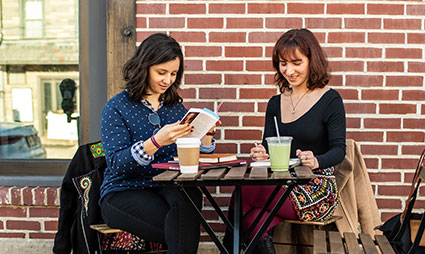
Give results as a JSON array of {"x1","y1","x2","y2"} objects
[
  {"x1": 287, "y1": 76, "x2": 297, "y2": 82},
  {"x1": 159, "y1": 84, "x2": 169, "y2": 90}
]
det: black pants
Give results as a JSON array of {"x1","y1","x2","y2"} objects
[{"x1": 100, "y1": 187, "x2": 202, "y2": 254}]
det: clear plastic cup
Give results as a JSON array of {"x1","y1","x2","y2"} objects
[{"x1": 266, "y1": 136, "x2": 293, "y2": 172}]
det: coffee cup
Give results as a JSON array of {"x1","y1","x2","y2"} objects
[
  {"x1": 176, "y1": 138, "x2": 201, "y2": 173},
  {"x1": 266, "y1": 136, "x2": 293, "y2": 172}
]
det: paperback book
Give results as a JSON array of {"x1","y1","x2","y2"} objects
[
  {"x1": 180, "y1": 107, "x2": 220, "y2": 139},
  {"x1": 173, "y1": 153, "x2": 237, "y2": 163}
]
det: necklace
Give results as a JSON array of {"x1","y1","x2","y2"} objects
[{"x1": 290, "y1": 90, "x2": 310, "y2": 115}]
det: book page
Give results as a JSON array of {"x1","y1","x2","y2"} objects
[{"x1": 181, "y1": 108, "x2": 219, "y2": 139}]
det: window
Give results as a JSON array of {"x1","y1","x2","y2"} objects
[{"x1": 23, "y1": 0, "x2": 43, "y2": 38}]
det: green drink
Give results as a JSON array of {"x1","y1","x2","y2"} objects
[{"x1": 266, "y1": 136, "x2": 293, "y2": 171}]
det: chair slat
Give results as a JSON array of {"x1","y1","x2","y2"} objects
[
  {"x1": 329, "y1": 231, "x2": 345, "y2": 254},
  {"x1": 201, "y1": 168, "x2": 227, "y2": 180},
  {"x1": 224, "y1": 166, "x2": 247, "y2": 180},
  {"x1": 313, "y1": 230, "x2": 327, "y2": 254},
  {"x1": 249, "y1": 167, "x2": 268, "y2": 180},
  {"x1": 177, "y1": 170, "x2": 204, "y2": 181},
  {"x1": 375, "y1": 235, "x2": 396, "y2": 254},
  {"x1": 359, "y1": 234, "x2": 378, "y2": 254},
  {"x1": 343, "y1": 232, "x2": 362, "y2": 254},
  {"x1": 152, "y1": 170, "x2": 179, "y2": 181},
  {"x1": 90, "y1": 224, "x2": 123, "y2": 234},
  {"x1": 282, "y1": 216, "x2": 342, "y2": 226}
]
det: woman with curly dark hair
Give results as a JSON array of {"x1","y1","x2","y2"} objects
[
  {"x1": 99, "y1": 33, "x2": 215, "y2": 253},
  {"x1": 224, "y1": 29, "x2": 346, "y2": 254}
]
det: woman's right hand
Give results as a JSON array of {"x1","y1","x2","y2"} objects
[
  {"x1": 250, "y1": 144, "x2": 269, "y2": 161},
  {"x1": 153, "y1": 121, "x2": 192, "y2": 147}
]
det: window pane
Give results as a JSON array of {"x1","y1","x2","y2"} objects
[{"x1": 0, "y1": 0, "x2": 79, "y2": 159}]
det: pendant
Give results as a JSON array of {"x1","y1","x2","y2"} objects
[{"x1": 291, "y1": 111, "x2": 295, "y2": 115}]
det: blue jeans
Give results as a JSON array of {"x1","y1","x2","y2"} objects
[{"x1": 100, "y1": 187, "x2": 202, "y2": 254}]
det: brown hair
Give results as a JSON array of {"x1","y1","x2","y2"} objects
[
  {"x1": 272, "y1": 28, "x2": 330, "y2": 92},
  {"x1": 122, "y1": 33, "x2": 184, "y2": 106}
]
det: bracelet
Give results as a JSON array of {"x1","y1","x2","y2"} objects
[{"x1": 150, "y1": 135, "x2": 162, "y2": 149}]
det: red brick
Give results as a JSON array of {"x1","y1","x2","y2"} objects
[
  {"x1": 380, "y1": 104, "x2": 417, "y2": 114},
  {"x1": 203, "y1": 196, "x2": 230, "y2": 207},
  {"x1": 403, "y1": 91, "x2": 424, "y2": 105},
  {"x1": 136, "y1": 17, "x2": 146, "y2": 28},
  {"x1": 369, "y1": 172, "x2": 401, "y2": 183},
  {"x1": 287, "y1": 3, "x2": 323, "y2": 14},
  {"x1": 225, "y1": 47, "x2": 262, "y2": 58},
  {"x1": 345, "y1": 18, "x2": 381, "y2": 29},
  {"x1": 344, "y1": 103, "x2": 376, "y2": 114},
  {"x1": 246, "y1": 60, "x2": 273, "y2": 72},
  {"x1": 330, "y1": 61, "x2": 364, "y2": 72},
  {"x1": 184, "y1": 74, "x2": 221, "y2": 85},
  {"x1": 346, "y1": 118, "x2": 361, "y2": 128},
  {"x1": 45, "y1": 221, "x2": 58, "y2": 231},
  {"x1": 7, "y1": 220, "x2": 40, "y2": 230},
  {"x1": 215, "y1": 143, "x2": 237, "y2": 153},
  {"x1": 408, "y1": 62, "x2": 425, "y2": 73},
  {"x1": 323, "y1": 47, "x2": 342, "y2": 58},
  {"x1": 0, "y1": 207, "x2": 26, "y2": 217},
  {"x1": 407, "y1": 33, "x2": 425, "y2": 44},
  {"x1": 219, "y1": 186, "x2": 235, "y2": 194},
  {"x1": 183, "y1": 102, "x2": 214, "y2": 111},
  {"x1": 149, "y1": 18, "x2": 184, "y2": 28},
  {"x1": 240, "y1": 143, "x2": 256, "y2": 154},
  {"x1": 188, "y1": 18, "x2": 223, "y2": 29},
  {"x1": 198, "y1": 88, "x2": 236, "y2": 99},
  {"x1": 346, "y1": 47, "x2": 382, "y2": 58},
  {"x1": 29, "y1": 207, "x2": 59, "y2": 218},
  {"x1": 29, "y1": 233, "x2": 56, "y2": 239},
  {"x1": 422, "y1": 105, "x2": 425, "y2": 115},
  {"x1": 402, "y1": 145, "x2": 425, "y2": 155},
  {"x1": 368, "y1": 33, "x2": 405, "y2": 44},
  {"x1": 201, "y1": 210, "x2": 219, "y2": 221},
  {"x1": 407, "y1": 5, "x2": 425, "y2": 15},
  {"x1": 327, "y1": 4, "x2": 364, "y2": 14},
  {"x1": 386, "y1": 48, "x2": 422, "y2": 59},
  {"x1": 404, "y1": 119, "x2": 425, "y2": 129},
  {"x1": 0, "y1": 232, "x2": 26, "y2": 238},
  {"x1": 184, "y1": 60, "x2": 203, "y2": 71},
  {"x1": 224, "y1": 74, "x2": 261, "y2": 85},
  {"x1": 387, "y1": 131, "x2": 425, "y2": 142},
  {"x1": 0, "y1": 187, "x2": 10, "y2": 205},
  {"x1": 387, "y1": 76, "x2": 423, "y2": 87},
  {"x1": 305, "y1": 18, "x2": 342, "y2": 29},
  {"x1": 23, "y1": 187, "x2": 33, "y2": 206},
  {"x1": 381, "y1": 212, "x2": 399, "y2": 222},
  {"x1": 243, "y1": 116, "x2": 265, "y2": 127},
  {"x1": 328, "y1": 75, "x2": 343, "y2": 87},
  {"x1": 249, "y1": 32, "x2": 284, "y2": 43},
  {"x1": 169, "y1": 32, "x2": 206, "y2": 42},
  {"x1": 361, "y1": 90, "x2": 399, "y2": 100},
  {"x1": 346, "y1": 75, "x2": 383, "y2": 87},
  {"x1": 209, "y1": 4, "x2": 245, "y2": 14},
  {"x1": 179, "y1": 88, "x2": 196, "y2": 99},
  {"x1": 367, "y1": 61, "x2": 404, "y2": 72},
  {"x1": 136, "y1": 31, "x2": 162, "y2": 43},
  {"x1": 375, "y1": 198, "x2": 402, "y2": 209},
  {"x1": 136, "y1": 4, "x2": 165, "y2": 14},
  {"x1": 225, "y1": 130, "x2": 262, "y2": 140},
  {"x1": 384, "y1": 19, "x2": 421, "y2": 30},
  {"x1": 328, "y1": 32, "x2": 365, "y2": 43},
  {"x1": 364, "y1": 158, "x2": 379, "y2": 169},
  {"x1": 219, "y1": 116, "x2": 238, "y2": 127},
  {"x1": 185, "y1": 46, "x2": 221, "y2": 57},
  {"x1": 240, "y1": 89, "x2": 276, "y2": 99},
  {"x1": 364, "y1": 118, "x2": 401, "y2": 129},
  {"x1": 266, "y1": 18, "x2": 303, "y2": 29},
  {"x1": 221, "y1": 103, "x2": 254, "y2": 113},
  {"x1": 205, "y1": 186, "x2": 217, "y2": 194},
  {"x1": 226, "y1": 18, "x2": 263, "y2": 29},
  {"x1": 248, "y1": 3, "x2": 285, "y2": 14},
  {"x1": 335, "y1": 89, "x2": 358, "y2": 100},
  {"x1": 378, "y1": 185, "x2": 410, "y2": 196},
  {"x1": 206, "y1": 60, "x2": 243, "y2": 71},
  {"x1": 347, "y1": 132, "x2": 383, "y2": 142},
  {"x1": 258, "y1": 102, "x2": 268, "y2": 112},
  {"x1": 367, "y1": 4, "x2": 404, "y2": 15},
  {"x1": 360, "y1": 144, "x2": 398, "y2": 155},
  {"x1": 209, "y1": 32, "x2": 245, "y2": 43},
  {"x1": 169, "y1": 4, "x2": 206, "y2": 14},
  {"x1": 10, "y1": 187, "x2": 23, "y2": 205},
  {"x1": 34, "y1": 187, "x2": 46, "y2": 206}
]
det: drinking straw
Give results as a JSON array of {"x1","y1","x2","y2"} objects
[
  {"x1": 274, "y1": 116, "x2": 280, "y2": 138},
  {"x1": 215, "y1": 102, "x2": 223, "y2": 114}
]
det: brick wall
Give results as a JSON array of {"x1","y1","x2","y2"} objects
[{"x1": 1, "y1": 0, "x2": 424, "y2": 250}]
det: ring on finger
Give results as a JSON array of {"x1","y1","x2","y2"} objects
[{"x1": 306, "y1": 155, "x2": 308, "y2": 160}]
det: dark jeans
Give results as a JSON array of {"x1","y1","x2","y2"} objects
[{"x1": 100, "y1": 187, "x2": 202, "y2": 254}]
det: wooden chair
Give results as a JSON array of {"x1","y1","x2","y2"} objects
[
  {"x1": 90, "y1": 224, "x2": 166, "y2": 254},
  {"x1": 313, "y1": 230, "x2": 395, "y2": 254}
]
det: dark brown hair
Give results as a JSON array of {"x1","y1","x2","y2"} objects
[
  {"x1": 272, "y1": 28, "x2": 329, "y2": 92},
  {"x1": 122, "y1": 33, "x2": 184, "y2": 106}
]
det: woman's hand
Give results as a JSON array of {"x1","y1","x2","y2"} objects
[
  {"x1": 154, "y1": 121, "x2": 192, "y2": 146},
  {"x1": 296, "y1": 149, "x2": 319, "y2": 169},
  {"x1": 250, "y1": 144, "x2": 269, "y2": 161}
]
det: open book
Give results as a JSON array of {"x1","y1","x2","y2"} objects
[
  {"x1": 180, "y1": 108, "x2": 220, "y2": 139},
  {"x1": 173, "y1": 153, "x2": 237, "y2": 163}
]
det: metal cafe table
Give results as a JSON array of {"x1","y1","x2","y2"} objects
[{"x1": 152, "y1": 163, "x2": 314, "y2": 254}]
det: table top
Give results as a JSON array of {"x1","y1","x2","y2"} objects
[{"x1": 152, "y1": 165, "x2": 314, "y2": 186}]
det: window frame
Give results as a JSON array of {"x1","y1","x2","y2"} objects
[{"x1": 0, "y1": 0, "x2": 135, "y2": 185}]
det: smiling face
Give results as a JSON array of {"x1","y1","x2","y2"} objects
[
  {"x1": 147, "y1": 57, "x2": 180, "y2": 96},
  {"x1": 279, "y1": 48, "x2": 310, "y2": 89}
]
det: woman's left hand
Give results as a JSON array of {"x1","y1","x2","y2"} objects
[{"x1": 296, "y1": 149, "x2": 319, "y2": 169}]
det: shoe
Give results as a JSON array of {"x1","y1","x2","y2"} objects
[{"x1": 252, "y1": 235, "x2": 275, "y2": 254}]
